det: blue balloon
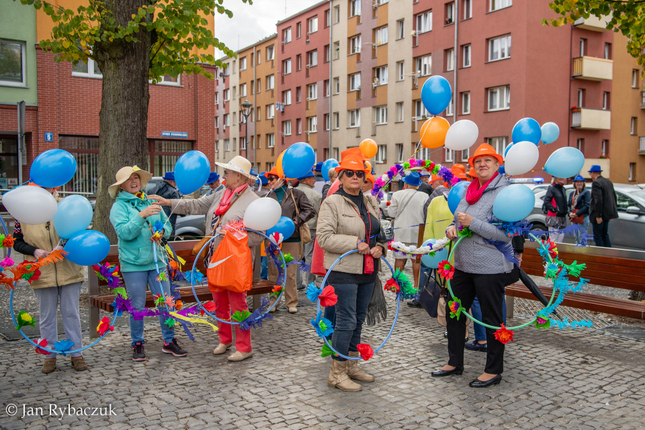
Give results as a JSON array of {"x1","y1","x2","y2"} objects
[
  {"x1": 504, "y1": 143, "x2": 514, "y2": 157},
  {"x1": 512, "y1": 118, "x2": 541, "y2": 146},
  {"x1": 544, "y1": 147, "x2": 585, "y2": 178},
  {"x1": 493, "y1": 184, "x2": 535, "y2": 222},
  {"x1": 321, "y1": 159, "x2": 339, "y2": 181},
  {"x1": 64, "y1": 230, "x2": 110, "y2": 266},
  {"x1": 30, "y1": 149, "x2": 77, "y2": 188},
  {"x1": 421, "y1": 76, "x2": 453, "y2": 115},
  {"x1": 499, "y1": 165, "x2": 505, "y2": 176},
  {"x1": 174, "y1": 151, "x2": 210, "y2": 194},
  {"x1": 267, "y1": 216, "x2": 296, "y2": 241},
  {"x1": 283, "y1": 143, "x2": 316, "y2": 179},
  {"x1": 541, "y1": 122, "x2": 560, "y2": 144},
  {"x1": 448, "y1": 181, "x2": 469, "y2": 214},
  {"x1": 53, "y1": 195, "x2": 93, "y2": 239},
  {"x1": 420, "y1": 239, "x2": 449, "y2": 269}
]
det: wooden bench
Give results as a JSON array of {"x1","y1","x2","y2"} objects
[
  {"x1": 89, "y1": 240, "x2": 275, "y2": 339},
  {"x1": 506, "y1": 241, "x2": 645, "y2": 320}
]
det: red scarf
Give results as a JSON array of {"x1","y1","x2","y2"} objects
[
  {"x1": 215, "y1": 184, "x2": 248, "y2": 215},
  {"x1": 466, "y1": 172, "x2": 499, "y2": 205}
]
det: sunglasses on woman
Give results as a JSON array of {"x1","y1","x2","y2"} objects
[
  {"x1": 344, "y1": 170, "x2": 365, "y2": 179},
  {"x1": 267, "y1": 175, "x2": 279, "y2": 181}
]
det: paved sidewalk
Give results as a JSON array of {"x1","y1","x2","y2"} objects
[{"x1": 1, "y1": 297, "x2": 644, "y2": 430}]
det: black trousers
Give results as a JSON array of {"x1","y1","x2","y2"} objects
[{"x1": 446, "y1": 269, "x2": 510, "y2": 375}]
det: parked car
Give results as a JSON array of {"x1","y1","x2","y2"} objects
[
  {"x1": 145, "y1": 177, "x2": 206, "y2": 240},
  {"x1": 378, "y1": 191, "x2": 393, "y2": 219},
  {"x1": 529, "y1": 183, "x2": 645, "y2": 249}
]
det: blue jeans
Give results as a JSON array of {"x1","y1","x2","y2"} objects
[
  {"x1": 472, "y1": 295, "x2": 507, "y2": 342},
  {"x1": 592, "y1": 219, "x2": 611, "y2": 247},
  {"x1": 331, "y1": 282, "x2": 375, "y2": 361},
  {"x1": 122, "y1": 270, "x2": 175, "y2": 346},
  {"x1": 260, "y1": 256, "x2": 268, "y2": 280}
]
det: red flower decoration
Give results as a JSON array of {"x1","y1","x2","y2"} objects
[
  {"x1": 356, "y1": 343, "x2": 374, "y2": 361},
  {"x1": 35, "y1": 339, "x2": 48, "y2": 355},
  {"x1": 437, "y1": 260, "x2": 455, "y2": 280},
  {"x1": 96, "y1": 316, "x2": 114, "y2": 336},
  {"x1": 201, "y1": 301, "x2": 217, "y2": 316},
  {"x1": 175, "y1": 300, "x2": 183, "y2": 311},
  {"x1": 494, "y1": 324, "x2": 514, "y2": 344},
  {"x1": 272, "y1": 284, "x2": 283, "y2": 293},
  {"x1": 2, "y1": 236, "x2": 14, "y2": 248},
  {"x1": 318, "y1": 286, "x2": 338, "y2": 307},
  {"x1": 383, "y1": 278, "x2": 400, "y2": 293}
]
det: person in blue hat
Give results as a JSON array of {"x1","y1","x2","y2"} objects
[
  {"x1": 205, "y1": 172, "x2": 223, "y2": 196},
  {"x1": 255, "y1": 172, "x2": 270, "y2": 197},
  {"x1": 387, "y1": 171, "x2": 429, "y2": 289},
  {"x1": 295, "y1": 170, "x2": 322, "y2": 290},
  {"x1": 568, "y1": 175, "x2": 591, "y2": 246},
  {"x1": 150, "y1": 171, "x2": 181, "y2": 236},
  {"x1": 588, "y1": 165, "x2": 618, "y2": 247}
]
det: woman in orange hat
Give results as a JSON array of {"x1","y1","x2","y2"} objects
[
  {"x1": 431, "y1": 143, "x2": 515, "y2": 388},
  {"x1": 317, "y1": 153, "x2": 388, "y2": 392}
]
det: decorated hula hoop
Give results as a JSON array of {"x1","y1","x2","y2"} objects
[
  {"x1": 3, "y1": 217, "x2": 119, "y2": 356},
  {"x1": 313, "y1": 249, "x2": 407, "y2": 361},
  {"x1": 189, "y1": 228, "x2": 287, "y2": 326},
  {"x1": 443, "y1": 232, "x2": 589, "y2": 336}
]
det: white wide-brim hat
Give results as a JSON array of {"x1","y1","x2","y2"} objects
[
  {"x1": 215, "y1": 156, "x2": 253, "y2": 179},
  {"x1": 108, "y1": 165, "x2": 152, "y2": 198}
]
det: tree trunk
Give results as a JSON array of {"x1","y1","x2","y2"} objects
[{"x1": 93, "y1": 0, "x2": 152, "y2": 243}]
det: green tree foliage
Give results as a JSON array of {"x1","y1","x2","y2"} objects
[{"x1": 546, "y1": 0, "x2": 645, "y2": 66}]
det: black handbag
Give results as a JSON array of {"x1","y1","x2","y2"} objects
[{"x1": 419, "y1": 269, "x2": 442, "y2": 318}]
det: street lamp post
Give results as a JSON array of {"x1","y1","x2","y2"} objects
[{"x1": 241, "y1": 98, "x2": 253, "y2": 164}]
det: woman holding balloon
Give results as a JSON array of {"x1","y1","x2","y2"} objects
[
  {"x1": 151, "y1": 156, "x2": 264, "y2": 362},
  {"x1": 108, "y1": 166, "x2": 186, "y2": 361},
  {"x1": 432, "y1": 143, "x2": 515, "y2": 388},
  {"x1": 12, "y1": 185, "x2": 87, "y2": 374}
]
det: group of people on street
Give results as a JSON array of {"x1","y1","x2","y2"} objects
[{"x1": 13, "y1": 142, "x2": 618, "y2": 391}]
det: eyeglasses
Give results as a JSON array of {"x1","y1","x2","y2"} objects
[
  {"x1": 344, "y1": 170, "x2": 365, "y2": 179},
  {"x1": 267, "y1": 175, "x2": 279, "y2": 181}
]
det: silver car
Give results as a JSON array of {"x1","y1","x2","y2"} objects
[{"x1": 529, "y1": 183, "x2": 645, "y2": 250}]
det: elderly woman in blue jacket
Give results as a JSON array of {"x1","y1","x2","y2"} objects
[
  {"x1": 109, "y1": 166, "x2": 186, "y2": 362},
  {"x1": 432, "y1": 144, "x2": 515, "y2": 388}
]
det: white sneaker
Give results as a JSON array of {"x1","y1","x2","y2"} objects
[{"x1": 288, "y1": 307, "x2": 298, "y2": 314}]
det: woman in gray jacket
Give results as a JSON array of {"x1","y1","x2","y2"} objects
[{"x1": 431, "y1": 143, "x2": 515, "y2": 388}]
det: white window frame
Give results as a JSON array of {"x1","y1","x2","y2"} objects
[
  {"x1": 461, "y1": 147, "x2": 469, "y2": 162},
  {"x1": 297, "y1": 118, "x2": 302, "y2": 134},
  {"x1": 487, "y1": 136, "x2": 508, "y2": 155},
  {"x1": 445, "y1": 98, "x2": 454, "y2": 117},
  {"x1": 490, "y1": 0, "x2": 512, "y2": 12},
  {"x1": 601, "y1": 140, "x2": 608, "y2": 156},
  {"x1": 445, "y1": 48, "x2": 455, "y2": 71},
  {"x1": 374, "y1": 106, "x2": 387, "y2": 125},
  {"x1": 266, "y1": 45, "x2": 275, "y2": 61},
  {"x1": 463, "y1": 44, "x2": 471, "y2": 68},
  {"x1": 375, "y1": 144, "x2": 387, "y2": 163},
  {"x1": 396, "y1": 143, "x2": 404, "y2": 162},
  {"x1": 416, "y1": 54, "x2": 432, "y2": 76},
  {"x1": 72, "y1": 57, "x2": 103, "y2": 79},
  {"x1": 445, "y1": 148, "x2": 454, "y2": 162},
  {"x1": 334, "y1": 77, "x2": 340, "y2": 94},
  {"x1": 397, "y1": 61, "x2": 405, "y2": 81},
  {"x1": 488, "y1": 85, "x2": 510, "y2": 111},
  {"x1": 225, "y1": 139, "x2": 231, "y2": 152},
  {"x1": 282, "y1": 59, "x2": 292, "y2": 75},
  {"x1": 349, "y1": 73, "x2": 361, "y2": 91},
  {"x1": 325, "y1": 79, "x2": 331, "y2": 97},
  {"x1": 333, "y1": 112, "x2": 339, "y2": 129},
  {"x1": 307, "y1": 50, "x2": 318, "y2": 67},
  {"x1": 223, "y1": 113, "x2": 230, "y2": 126},
  {"x1": 631, "y1": 117, "x2": 637, "y2": 135},
  {"x1": 446, "y1": 2, "x2": 455, "y2": 25},
  {"x1": 375, "y1": 26, "x2": 388, "y2": 45},
  {"x1": 267, "y1": 133, "x2": 275, "y2": 148},
  {"x1": 283, "y1": 89, "x2": 292, "y2": 105},
  {"x1": 602, "y1": 92, "x2": 609, "y2": 110},
  {"x1": 416, "y1": 11, "x2": 433, "y2": 34},
  {"x1": 308, "y1": 16, "x2": 319, "y2": 34},
  {"x1": 350, "y1": 35, "x2": 362, "y2": 54},
  {"x1": 397, "y1": 19, "x2": 405, "y2": 40},
  {"x1": 0, "y1": 39, "x2": 27, "y2": 86},
  {"x1": 240, "y1": 83, "x2": 247, "y2": 97},
  {"x1": 488, "y1": 35, "x2": 511, "y2": 62},
  {"x1": 462, "y1": 91, "x2": 470, "y2": 115},
  {"x1": 396, "y1": 102, "x2": 404, "y2": 122},
  {"x1": 632, "y1": 69, "x2": 639, "y2": 88},
  {"x1": 214, "y1": 92, "x2": 219, "y2": 105},
  {"x1": 240, "y1": 136, "x2": 246, "y2": 150},
  {"x1": 307, "y1": 83, "x2": 318, "y2": 100},
  {"x1": 325, "y1": 113, "x2": 330, "y2": 131},
  {"x1": 283, "y1": 28, "x2": 292, "y2": 44},
  {"x1": 267, "y1": 104, "x2": 275, "y2": 119},
  {"x1": 349, "y1": 0, "x2": 361, "y2": 17},
  {"x1": 415, "y1": 100, "x2": 430, "y2": 119},
  {"x1": 307, "y1": 116, "x2": 317, "y2": 133},
  {"x1": 374, "y1": 65, "x2": 388, "y2": 86},
  {"x1": 240, "y1": 57, "x2": 247, "y2": 71},
  {"x1": 464, "y1": 0, "x2": 472, "y2": 19},
  {"x1": 283, "y1": 120, "x2": 292, "y2": 136},
  {"x1": 223, "y1": 88, "x2": 230, "y2": 101},
  {"x1": 349, "y1": 109, "x2": 360, "y2": 128},
  {"x1": 267, "y1": 74, "x2": 275, "y2": 90}
]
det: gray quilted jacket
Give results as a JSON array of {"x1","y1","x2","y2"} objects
[{"x1": 453, "y1": 174, "x2": 513, "y2": 275}]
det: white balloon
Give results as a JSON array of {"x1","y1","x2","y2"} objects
[
  {"x1": 2, "y1": 186, "x2": 58, "y2": 225},
  {"x1": 444, "y1": 120, "x2": 479, "y2": 151},
  {"x1": 504, "y1": 141, "x2": 540, "y2": 176},
  {"x1": 243, "y1": 197, "x2": 282, "y2": 231}
]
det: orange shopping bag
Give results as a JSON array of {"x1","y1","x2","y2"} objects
[{"x1": 207, "y1": 231, "x2": 253, "y2": 293}]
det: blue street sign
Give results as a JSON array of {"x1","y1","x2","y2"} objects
[
  {"x1": 161, "y1": 131, "x2": 188, "y2": 138},
  {"x1": 44, "y1": 132, "x2": 53, "y2": 142}
]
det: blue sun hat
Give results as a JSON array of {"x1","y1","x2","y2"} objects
[
  {"x1": 206, "y1": 172, "x2": 220, "y2": 184},
  {"x1": 402, "y1": 171, "x2": 422, "y2": 187},
  {"x1": 162, "y1": 172, "x2": 175, "y2": 181},
  {"x1": 573, "y1": 174, "x2": 585, "y2": 182},
  {"x1": 588, "y1": 165, "x2": 602, "y2": 173}
]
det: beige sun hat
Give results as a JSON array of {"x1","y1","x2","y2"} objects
[
  {"x1": 214, "y1": 155, "x2": 253, "y2": 179},
  {"x1": 108, "y1": 165, "x2": 153, "y2": 198}
]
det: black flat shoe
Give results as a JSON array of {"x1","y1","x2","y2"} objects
[
  {"x1": 469, "y1": 374, "x2": 502, "y2": 388},
  {"x1": 431, "y1": 367, "x2": 464, "y2": 377}
]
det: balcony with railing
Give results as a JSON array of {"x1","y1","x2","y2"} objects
[
  {"x1": 571, "y1": 108, "x2": 611, "y2": 130},
  {"x1": 572, "y1": 57, "x2": 613, "y2": 81},
  {"x1": 640, "y1": 137, "x2": 645, "y2": 155},
  {"x1": 573, "y1": 15, "x2": 611, "y2": 32}
]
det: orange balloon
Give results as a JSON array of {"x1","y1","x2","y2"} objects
[
  {"x1": 276, "y1": 151, "x2": 285, "y2": 177},
  {"x1": 365, "y1": 160, "x2": 372, "y2": 172},
  {"x1": 419, "y1": 117, "x2": 450, "y2": 149},
  {"x1": 360, "y1": 139, "x2": 378, "y2": 159}
]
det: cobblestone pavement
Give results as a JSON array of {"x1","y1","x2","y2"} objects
[{"x1": 1, "y1": 288, "x2": 644, "y2": 430}]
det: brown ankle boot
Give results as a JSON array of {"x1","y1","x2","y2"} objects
[
  {"x1": 71, "y1": 356, "x2": 88, "y2": 371},
  {"x1": 347, "y1": 351, "x2": 375, "y2": 382},
  {"x1": 327, "y1": 359, "x2": 362, "y2": 391},
  {"x1": 42, "y1": 358, "x2": 56, "y2": 374}
]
